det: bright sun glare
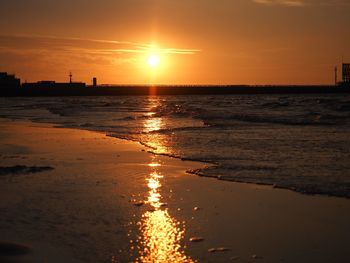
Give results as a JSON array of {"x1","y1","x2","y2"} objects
[{"x1": 148, "y1": 54, "x2": 160, "y2": 68}]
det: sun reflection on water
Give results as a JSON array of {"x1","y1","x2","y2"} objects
[
  {"x1": 134, "y1": 98, "x2": 193, "y2": 263},
  {"x1": 142, "y1": 115, "x2": 169, "y2": 154},
  {"x1": 144, "y1": 117, "x2": 163, "y2": 133}
]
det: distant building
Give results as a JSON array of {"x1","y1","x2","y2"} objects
[
  {"x1": 343, "y1": 63, "x2": 350, "y2": 83},
  {"x1": 37, "y1": 81, "x2": 56, "y2": 88},
  {"x1": 22, "y1": 81, "x2": 86, "y2": 89},
  {"x1": 93, "y1": 77, "x2": 97, "y2": 87},
  {"x1": 0, "y1": 72, "x2": 20, "y2": 88}
]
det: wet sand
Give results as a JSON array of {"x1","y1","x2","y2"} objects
[{"x1": 0, "y1": 119, "x2": 349, "y2": 263}]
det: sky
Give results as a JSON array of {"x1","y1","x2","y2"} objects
[{"x1": 0, "y1": 0, "x2": 349, "y2": 85}]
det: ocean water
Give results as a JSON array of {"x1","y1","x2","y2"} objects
[{"x1": 1, "y1": 94, "x2": 349, "y2": 198}]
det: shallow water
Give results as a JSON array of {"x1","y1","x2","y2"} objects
[{"x1": 1, "y1": 94, "x2": 349, "y2": 197}]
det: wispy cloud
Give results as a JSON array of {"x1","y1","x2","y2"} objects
[
  {"x1": 0, "y1": 34, "x2": 201, "y2": 82},
  {"x1": 253, "y1": 0, "x2": 350, "y2": 7},
  {"x1": 253, "y1": 0, "x2": 305, "y2": 6},
  {"x1": 0, "y1": 34, "x2": 201, "y2": 56}
]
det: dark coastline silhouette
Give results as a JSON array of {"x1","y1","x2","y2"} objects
[
  {"x1": 1, "y1": 84, "x2": 349, "y2": 97},
  {"x1": 1, "y1": 70, "x2": 349, "y2": 97}
]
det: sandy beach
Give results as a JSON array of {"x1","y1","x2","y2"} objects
[{"x1": 1, "y1": 119, "x2": 349, "y2": 263}]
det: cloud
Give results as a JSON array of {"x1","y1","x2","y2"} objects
[
  {"x1": 0, "y1": 34, "x2": 200, "y2": 56},
  {"x1": 253, "y1": 0, "x2": 305, "y2": 6},
  {"x1": 253, "y1": 0, "x2": 350, "y2": 7},
  {"x1": 0, "y1": 34, "x2": 201, "y2": 82}
]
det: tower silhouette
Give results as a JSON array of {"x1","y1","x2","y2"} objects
[{"x1": 335, "y1": 66, "x2": 337, "y2": 86}]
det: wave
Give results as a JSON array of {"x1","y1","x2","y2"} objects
[
  {"x1": 200, "y1": 112, "x2": 350, "y2": 127},
  {"x1": 1, "y1": 94, "x2": 350, "y2": 199},
  {"x1": 188, "y1": 166, "x2": 350, "y2": 198}
]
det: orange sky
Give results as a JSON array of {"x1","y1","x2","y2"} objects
[{"x1": 0, "y1": 0, "x2": 349, "y2": 85}]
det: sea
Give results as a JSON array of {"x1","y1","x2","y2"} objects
[{"x1": 1, "y1": 94, "x2": 349, "y2": 198}]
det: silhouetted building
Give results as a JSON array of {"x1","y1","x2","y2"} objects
[
  {"x1": 343, "y1": 63, "x2": 350, "y2": 83},
  {"x1": 0, "y1": 72, "x2": 20, "y2": 88},
  {"x1": 22, "y1": 81, "x2": 86, "y2": 89},
  {"x1": 36, "y1": 81, "x2": 56, "y2": 88},
  {"x1": 93, "y1": 77, "x2": 97, "y2": 87}
]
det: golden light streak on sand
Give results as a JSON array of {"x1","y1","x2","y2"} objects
[
  {"x1": 137, "y1": 209, "x2": 192, "y2": 263},
  {"x1": 137, "y1": 161, "x2": 193, "y2": 262},
  {"x1": 135, "y1": 99, "x2": 193, "y2": 262}
]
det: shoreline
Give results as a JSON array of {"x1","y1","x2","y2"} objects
[
  {"x1": 0, "y1": 119, "x2": 350, "y2": 262},
  {"x1": 112, "y1": 133, "x2": 350, "y2": 200}
]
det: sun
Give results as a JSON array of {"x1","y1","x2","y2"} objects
[{"x1": 148, "y1": 54, "x2": 160, "y2": 68}]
